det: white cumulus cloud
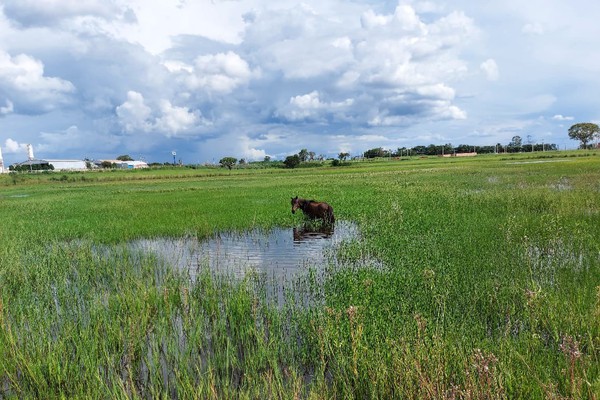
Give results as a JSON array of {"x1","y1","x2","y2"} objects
[
  {"x1": 281, "y1": 91, "x2": 354, "y2": 121},
  {"x1": 0, "y1": 100, "x2": 14, "y2": 115},
  {"x1": 552, "y1": 114, "x2": 574, "y2": 121},
  {"x1": 155, "y1": 100, "x2": 201, "y2": 136},
  {"x1": 4, "y1": 138, "x2": 27, "y2": 154},
  {"x1": 183, "y1": 51, "x2": 253, "y2": 94},
  {"x1": 115, "y1": 91, "x2": 152, "y2": 133},
  {"x1": 116, "y1": 91, "x2": 202, "y2": 136},
  {"x1": 480, "y1": 59, "x2": 499, "y2": 81},
  {"x1": 0, "y1": 51, "x2": 75, "y2": 113}
]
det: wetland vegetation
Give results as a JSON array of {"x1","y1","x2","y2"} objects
[{"x1": 0, "y1": 152, "x2": 599, "y2": 398}]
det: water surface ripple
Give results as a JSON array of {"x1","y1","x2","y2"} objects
[{"x1": 130, "y1": 220, "x2": 361, "y2": 281}]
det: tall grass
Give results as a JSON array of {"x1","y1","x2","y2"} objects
[{"x1": 0, "y1": 153, "x2": 598, "y2": 398}]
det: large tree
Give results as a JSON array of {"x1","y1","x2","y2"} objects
[
  {"x1": 338, "y1": 152, "x2": 350, "y2": 161},
  {"x1": 116, "y1": 154, "x2": 134, "y2": 161},
  {"x1": 298, "y1": 148, "x2": 309, "y2": 162},
  {"x1": 283, "y1": 154, "x2": 300, "y2": 169},
  {"x1": 219, "y1": 157, "x2": 237, "y2": 170},
  {"x1": 568, "y1": 123, "x2": 599, "y2": 149}
]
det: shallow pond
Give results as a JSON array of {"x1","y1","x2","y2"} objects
[{"x1": 130, "y1": 220, "x2": 362, "y2": 283}]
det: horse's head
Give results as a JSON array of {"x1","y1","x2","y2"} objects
[{"x1": 291, "y1": 196, "x2": 301, "y2": 214}]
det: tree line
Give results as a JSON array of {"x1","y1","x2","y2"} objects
[
  {"x1": 217, "y1": 122, "x2": 598, "y2": 169},
  {"x1": 364, "y1": 139, "x2": 558, "y2": 159}
]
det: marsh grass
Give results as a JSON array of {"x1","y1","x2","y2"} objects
[{"x1": 0, "y1": 152, "x2": 599, "y2": 398}]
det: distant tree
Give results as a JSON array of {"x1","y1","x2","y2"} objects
[
  {"x1": 568, "y1": 123, "x2": 599, "y2": 149},
  {"x1": 239, "y1": 158, "x2": 246, "y2": 165},
  {"x1": 298, "y1": 149, "x2": 309, "y2": 162},
  {"x1": 508, "y1": 135, "x2": 523, "y2": 152},
  {"x1": 442, "y1": 143, "x2": 453, "y2": 155},
  {"x1": 363, "y1": 147, "x2": 388, "y2": 158},
  {"x1": 455, "y1": 144, "x2": 473, "y2": 153},
  {"x1": 426, "y1": 144, "x2": 439, "y2": 155},
  {"x1": 338, "y1": 152, "x2": 350, "y2": 161},
  {"x1": 283, "y1": 154, "x2": 300, "y2": 169},
  {"x1": 219, "y1": 157, "x2": 238, "y2": 170},
  {"x1": 411, "y1": 145, "x2": 427, "y2": 155},
  {"x1": 116, "y1": 154, "x2": 134, "y2": 161},
  {"x1": 101, "y1": 161, "x2": 115, "y2": 169},
  {"x1": 308, "y1": 151, "x2": 316, "y2": 161},
  {"x1": 476, "y1": 146, "x2": 495, "y2": 154},
  {"x1": 263, "y1": 155, "x2": 271, "y2": 162},
  {"x1": 395, "y1": 147, "x2": 410, "y2": 157}
]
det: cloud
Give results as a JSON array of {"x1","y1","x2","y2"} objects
[
  {"x1": 4, "y1": 0, "x2": 595, "y2": 163},
  {"x1": 552, "y1": 114, "x2": 574, "y2": 121},
  {"x1": 279, "y1": 91, "x2": 354, "y2": 121},
  {"x1": 480, "y1": 59, "x2": 499, "y2": 81},
  {"x1": 155, "y1": 100, "x2": 202, "y2": 136},
  {"x1": 522, "y1": 23, "x2": 544, "y2": 35},
  {"x1": 37, "y1": 126, "x2": 87, "y2": 154},
  {"x1": 175, "y1": 51, "x2": 254, "y2": 94},
  {"x1": 115, "y1": 91, "x2": 152, "y2": 133},
  {"x1": 237, "y1": 136, "x2": 268, "y2": 161},
  {"x1": 4, "y1": 138, "x2": 27, "y2": 154},
  {"x1": 0, "y1": 51, "x2": 75, "y2": 113},
  {"x1": 242, "y1": 5, "x2": 355, "y2": 79},
  {"x1": 116, "y1": 91, "x2": 203, "y2": 136},
  {"x1": 361, "y1": 5, "x2": 426, "y2": 33},
  {"x1": 0, "y1": 100, "x2": 14, "y2": 115},
  {"x1": 2, "y1": 0, "x2": 129, "y2": 27},
  {"x1": 290, "y1": 91, "x2": 322, "y2": 110},
  {"x1": 244, "y1": 3, "x2": 473, "y2": 130}
]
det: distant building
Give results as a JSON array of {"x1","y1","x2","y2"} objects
[
  {"x1": 119, "y1": 160, "x2": 149, "y2": 169},
  {"x1": 93, "y1": 160, "x2": 149, "y2": 169},
  {"x1": 47, "y1": 160, "x2": 89, "y2": 170},
  {"x1": 9, "y1": 144, "x2": 88, "y2": 172},
  {"x1": 9, "y1": 143, "x2": 149, "y2": 172},
  {"x1": 11, "y1": 159, "x2": 88, "y2": 171}
]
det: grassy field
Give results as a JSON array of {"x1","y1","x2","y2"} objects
[{"x1": 0, "y1": 152, "x2": 599, "y2": 398}]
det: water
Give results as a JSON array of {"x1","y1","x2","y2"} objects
[{"x1": 130, "y1": 220, "x2": 361, "y2": 282}]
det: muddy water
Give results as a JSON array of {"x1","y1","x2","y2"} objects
[{"x1": 130, "y1": 220, "x2": 361, "y2": 282}]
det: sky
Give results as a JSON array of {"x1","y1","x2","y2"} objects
[{"x1": 0, "y1": 0, "x2": 599, "y2": 165}]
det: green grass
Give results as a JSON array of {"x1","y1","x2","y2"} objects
[{"x1": 0, "y1": 152, "x2": 599, "y2": 398}]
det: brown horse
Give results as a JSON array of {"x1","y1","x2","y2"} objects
[{"x1": 291, "y1": 196, "x2": 335, "y2": 224}]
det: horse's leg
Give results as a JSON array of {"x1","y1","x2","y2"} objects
[{"x1": 328, "y1": 207, "x2": 335, "y2": 224}]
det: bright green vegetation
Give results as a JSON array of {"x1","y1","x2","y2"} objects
[{"x1": 0, "y1": 152, "x2": 599, "y2": 398}]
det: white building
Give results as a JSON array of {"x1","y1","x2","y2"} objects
[
  {"x1": 120, "y1": 160, "x2": 149, "y2": 169},
  {"x1": 95, "y1": 160, "x2": 149, "y2": 169},
  {"x1": 10, "y1": 144, "x2": 88, "y2": 171},
  {"x1": 12, "y1": 159, "x2": 88, "y2": 171},
  {"x1": 47, "y1": 160, "x2": 88, "y2": 171}
]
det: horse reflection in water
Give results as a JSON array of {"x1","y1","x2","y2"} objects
[{"x1": 293, "y1": 223, "x2": 335, "y2": 243}]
